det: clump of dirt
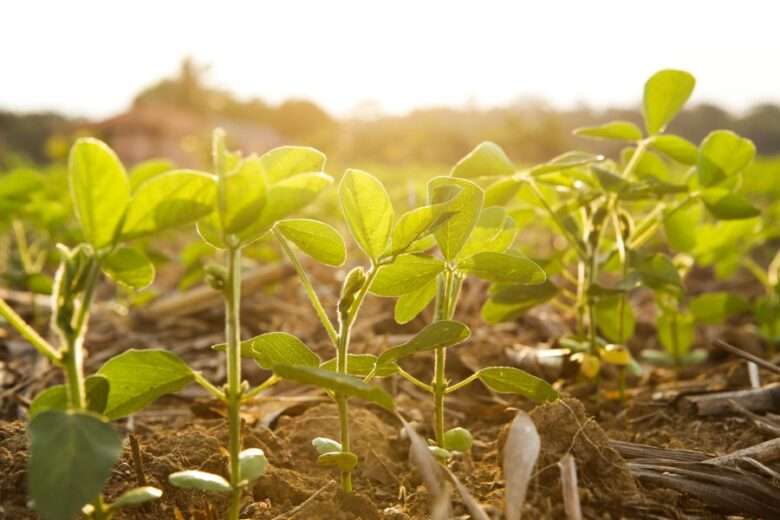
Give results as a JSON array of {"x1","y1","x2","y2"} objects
[{"x1": 0, "y1": 421, "x2": 32, "y2": 519}]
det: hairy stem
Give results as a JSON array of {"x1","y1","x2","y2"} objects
[
  {"x1": 0, "y1": 298, "x2": 61, "y2": 365},
  {"x1": 225, "y1": 247, "x2": 243, "y2": 520},
  {"x1": 432, "y1": 270, "x2": 453, "y2": 446}
]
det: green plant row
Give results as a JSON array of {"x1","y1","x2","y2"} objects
[{"x1": 0, "y1": 69, "x2": 775, "y2": 520}]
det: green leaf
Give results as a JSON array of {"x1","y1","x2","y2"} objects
[
  {"x1": 168, "y1": 470, "x2": 232, "y2": 494},
  {"x1": 632, "y1": 253, "x2": 682, "y2": 295},
  {"x1": 451, "y1": 141, "x2": 514, "y2": 178},
  {"x1": 273, "y1": 364, "x2": 394, "y2": 411},
  {"x1": 457, "y1": 207, "x2": 517, "y2": 259},
  {"x1": 529, "y1": 151, "x2": 603, "y2": 176},
  {"x1": 320, "y1": 354, "x2": 398, "y2": 378},
  {"x1": 428, "y1": 177, "x2": 484, "y2": 260},
  {"x1": 102, "y1": 246, "x2": 155, "y2": 290},
  {"x1": 592, "y1": 166, "x2": 633, "y2": 193},
  {"x1": 371, "y1": 254, "x2": 445, "y2": 296},
  {"x1": 642, "y1": 69, "x2": 695, "y2": 134},
  {"x1": 574, "y1": 121, "x2": 642, "y2": 141},
  {"x1": 389, "y1": 202, "x2": 455, "y2": 256},
  {"x1": 247, "y1": 332, "x2": 321, "y2": 370},
  {"x1": 239, "y1": 448, "x2": 268, "y2": 482},
  {"x1": 219, "y1": 156, "x2": 267, "y2": 234},
  {"x1": 459, "y1": 252, "x2": 546, "y2": 284},
  {"x1": 443, "y1": 427, "x2": 473, "y2": 452},
  {"x1": 594, "y1": 295, "x2": 635, "y2": 343},
  {"x1": 690, "y1": 292, "x2": 748, "y2": 324},
  {"x1": 29, "y1": 410, "x2": 122, "y2": 520},
  {"x1": 339, "y1": 169, "x2": 394, "y2": 260},
  {"x1": 702, "y1": 188, "x2": 761, "y2": 220},
  {"x1": 29, "y1": 375, "x2": 110, "y2": 419},
  {"x1": 259, "y1": 146, "x2": 326, "y2": 183},
  {"x1": 484, "y1": 177, "x2": 523, "y2": 206},
  {"x1": 111, "y1": 486, "x2": 163, "y2": 509},
  {"x1": 234, "y1": 172, "x2": 334, "y2": 247},
  {"x1": 476, "y1": 367, "x2": 558, "y2": 402},
  {"x1": 98, "y1": 349, "x2": 194, "y2": 419},
  {"x1": 376, "y1": 320, "x2": 470, "y2": 366},
  {"x1": 394, "y1": 278, "x2": 437, "y2": 324},
  {"x1": 664, "y1": 202, "x2": 701, "y2": 252},
  {"x1": 621, "y1": 148, "x2": 670, "y2": 181},
  {"x1": 122, "y1": 170, "x2": 217, "y2": 239},
  {"x1": 0, "y1": 169, "x2": 43, "y2": 199},
  {"x1": 129, "y1": 159, "x2": 174, "y2": 192},
  {"x1": 697, "y1": 130, "x2": 756, "y2": 186},
  {"x1": 648, "y1": 135, "x2": 698, "y2": 165},
  {"x1": 68, "y1": 138, "x2": 130, "y2": 248},
  {"x1": 657, "y1": 311, "x2": 695, "y2": 357},
  {"x1": 276, "y1": 218, "x2": 346, "y2": 266},
  {"x1": 318, "y1": 451, "x2": 358, "y2": 472},
  {"x1": 481, "y1": 280, "x2": 558, "y2": 324}
]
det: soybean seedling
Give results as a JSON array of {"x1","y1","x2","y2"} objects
[
  {"x1": 362, "y1": 155, "x2": 559, "y2": 455},
  {"x1": 265, "y1": 168, "x2": 439, "y2": 491},
  {"x1": 159, "y1": 129, "x2": 340, "y2": 518},
  {"x1": 0, "y1": 137, "x2": 219, "y2": 520}
]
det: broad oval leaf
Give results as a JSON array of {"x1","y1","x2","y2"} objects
[
  {"x1": 68, "y1": 138, "x2": 130, "y2": 248},
  {"x1": 29, "y1": 410, "x2": 122, "y2": 520},
  {"x1": 219, "y1": 156, "x2": 267, "y2": 234},
  {"x1": 428, "y1": 176, "x2": 484, "y2": 260},
  {"x1": 247, "y1": 332, "x2": 321, "y2": 370},
  {"x1": 276, "y1": 218, "x2": 346, "y2": 266},
  {"x1": 98, "y1": 349, "x2": 194, "y2": 419},
  {"x1": 457, "y1": 207, "x2": 517, "y2": 259},
  {"x1": 481, "y1": 280, "x2": 558, "y2": 324},
  {"x1": 168, "y1": 470, "x2": 232, "y2": 494},
  {"x1": 259, "y1": 146, "x2": 326, "y2": 183},
  {"x1": 273, "y1": 364, "x2": 394, "y2": 411},
  {"x1": 389, "y1": 202, "x2": 455, "y2": 256},
  {"x1": 484, "y1": 177, "x2": 523, "y2": 206},
  {"x1": 689, "y1": 292, "x2": 748, "y2": 324},
  {"x1": 648, "y1": 135, "x2": 698, "y2": 165},
  {"x1": 122, "y1": 170, "x2": 217, "y2": 239},
  {"x1": 663, "y1": 202, "x2": 701, "y2": 252},
  {"x1": 395, "y1": 278, "x2": 437, "y2": 324},
  {"x1": 451, "y1": 141, "x2": 514, "y2": 178},
  {"x1": 129, "y1": 159, "x2": 174, "y2": 193},
  {"x1": 339, "y1": 169, "x2": 394, "y2": 260},
  {"x1": 371, "y1": 254, "x2": 445, "y2": 297},
  {"x1": 236, "y1": 172, "x2": 333, "y2": 246},
  {"x1": 642, "y1": 69, "x2": 695, "y2": 135},
  {"x1": 101, "y1": 246, "x2": 155, "y2": 290},
  {"x1": 631, "y1": 252, "x2": 682, "y2": 295},
  {"x1": 574, "y1": 121, "x2": 642, "y2": 141},
  {"x1": 702, "y1": 188, "x2": 761, "y2": 220},
  {"x1": 459, "y1": 252, "x2": 546, "y2": 284},
  {"x1": 477, "y1": 367, "x2": 558, "y2": 402},
  {"x1": 697, "y1": 130, "x2": 756, "y2": 186},
  {"x1": 595, "y1": 295, "x2": 635, "y2": 343},
  {"x1": 320, "y1": 354, "x2": 399, "y2": 378},
  {"x1": 29, "y1": 374, "x2": 110, "y2": 419},
  {"x1": 111, "y1": 486, "x2": 163, "y2": 509},
  {"x1": 376, "y1": 320, "x2": 470, "y2": 366}
]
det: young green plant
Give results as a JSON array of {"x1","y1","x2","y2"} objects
[{"x1": 0, "y1": 137, "x2": 219, "y2": 520}]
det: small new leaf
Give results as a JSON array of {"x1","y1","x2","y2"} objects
[
  {"x1": 102, "y1": 246, "x2": 155, "y2": 290},
  {"x1": 642, "y1": 69, "x2": 695, "y2": 135},
  {"x1": 451, "y1": 141, "x2": 514, "y2": 178},
  {"x1": 574, "y1": 121, "x2": 642, "y2": 142}
]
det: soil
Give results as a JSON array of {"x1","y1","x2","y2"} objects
[{"x1": 1, "y1": 264, "x2": 779, "y2": 519}]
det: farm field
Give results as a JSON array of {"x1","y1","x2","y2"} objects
[{"x1": 2, "y1": 16, "x2": 780, "y2": 519}]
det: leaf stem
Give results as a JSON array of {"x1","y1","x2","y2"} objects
[
  {"x1": 395, "y1": 366, "x2": 433, "y2": 393},
  {"x1": 445, "y1": 371, "x2": 480, "y2": 394},
  {"x1": 0, "y1": 298, "x2": 61, "y2": 365},
  {"x1": 273, "y1": 228, "x2": 338, "y2": 344}
]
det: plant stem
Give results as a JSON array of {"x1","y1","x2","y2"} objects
[
  {"x1": 63, "y1": 259, "x2": 100, "y2": 410},
  {"x1": 432, "y1": 270, "x2": 453, "y2": 446},
  {"x1": 224, "y1": 247, "x2": 243, "y2": 520}
]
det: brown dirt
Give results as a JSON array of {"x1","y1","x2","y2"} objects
[{"x1": 1, "y1": 268, "x2": 779, "y2": 519}]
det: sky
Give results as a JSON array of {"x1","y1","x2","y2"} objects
[{"x1": 2, "y1": 1, "x2": 780, "y2": 119}]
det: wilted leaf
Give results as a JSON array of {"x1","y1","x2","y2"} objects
[{"x1": 503, "y1": 411, "x2": 540, "y2": 520}]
